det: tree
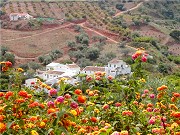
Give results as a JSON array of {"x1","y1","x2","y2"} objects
[
  {"x1": 43, "y1": 56, "x2": 52, "y2": 65},
  {"x1": 86, "y1": 47, "x2": 100, "y2": 60},
  {"x1": 68, "y1": 41, "x2": 76, "y2": 48},
  {"x1": 38, "y1": 55, "x2": 45, "y2": 63},
  {"x1": 116, "y1": 4, "x2": 124, "y2": 11},
  {"x1": 4, "y1": 52, "x2": 15, "y2": 65},
  {"x1": 158, "y1": 63, "x2": 171, "y2": 74},
  {"x1": 29, "y1": 62, "x2": 42, "y2": 70},
  {"x1": 169, "y1": 30, "x2": 180, "y2": 41},
  {"x1": 1, "y1": 46, "x2": 8, "y2": 56}
]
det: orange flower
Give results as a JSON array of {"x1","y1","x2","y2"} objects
[
  {"x1": 0, "y1": 92, "x2": 4, "y2": 97},
  {"x1": 74, "y1": 89, "x2": 82, "y2": 95},
  {"x1": 28, "y1": 102, "x2": 39, "y2": 108},
  {"x1": 0, "y1": 122, "x2": 6, "y2": 133},
  {"x1": 15, "y1": 98, "x2": 25, "y2": 104},
  {"x1": 90, "y1": 117, "x2": 98, "y2": 123},
  {"x1": 173, "y1": 92, "x2": 180, "y2": 97},
  {"x1": 5, "y1": 61, "x2": 12, "y2": 67},
  {"x1": 47, "y1": 108, "x2": 56, "y2": 114},
  {"x1": 88, "y1": 91, "x2": 94, "y2": 96},
  {"x1": 0, "y1": 115, "x2": 5, "y2": 122},
  {"x1": 18, "y1": 90, "x2": 28, "y2": 98},
  {"x1": 120, "y1": 130, "x2": 128, "y2": 135},
  {"x1": 157, "y1": 85, "x2": 168, "y2": 91},
  {"x1": 122, "y1": 110, "x2": 133, "y2": 116},
  {"x1": 77, "y1": 95, "x2": 86, "y2": 103},
  {"x1": 172, "y1": 112, "x2": 180, "y2": 118},
  {"x1": 171, "y1": 97, "x2": 176, "y2": 102},
  {"x1": 39, "y1": 121, "x2": 46, "y2": 128},
  {"x1": 5, "y1": 91, "x2": 13, "y2": 99},
  {"x1": 147, "y1": 103, "x2": 153, "y2": 107},
  {"x1": 29, "y1": 116, "x2": 38, "y2": 121}
]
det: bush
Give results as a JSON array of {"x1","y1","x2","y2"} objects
[
  {"x1": 169, "y1": 30, "x2": 180, "y2": 41},
  {"x1": 86, "y1": 47, "x2": 100, "y2": 60}
]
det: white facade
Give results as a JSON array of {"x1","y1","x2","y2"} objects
[
  {"x1": 10, "y1": 13, "x2": 33, "y2": 21},
  {"x1": 39, "y1": 62, "x2": 80, "y2": 83},
  {"x1": 81, "y1": 66, "x2": 105, "y2": 76},
  {"x1": 81, "y1": 59, "x2": 131, "y2": 78},
  {"x1": 106, "y1": 59, "x2": 131, "y2": 77},
  {"x1": 25, "y1": 78, "x2": 37, "y2": 87}
]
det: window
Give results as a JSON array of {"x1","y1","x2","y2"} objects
[
  {"x1": 85, "y1": 71, "x2": 86, "y2": 73},
  {"x1": 110, "y1": 64, "x2": 111, "y2": 67},
  {"x1": 114, "y1": 65, "x2": 116, "y2": 68}
]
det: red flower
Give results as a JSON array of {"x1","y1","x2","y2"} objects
[
  {"x1": 141, "y1": 56, "x2": 147, "y2": 62},
  {"x1": 18, "y1": 90, "x2": 28, "y2": 98},
  {"x1": 5, "y1": 61, "x2": 12, "y2": 67},
  {"x1": 77, "y1": 95, "x2": 86, "y2": 103},
  {"x1": 90, "y1": 117, "x2": 97, "y2": 123},
  {"x1": 0, "y1": 92, "x2": 4, "y2": 97},
  {"x1": 86, "y1": 76, "x2": 92, "y2": 82},
  {"x1": 95, "y1": 76, "x2": 101, "y2": 81},
  {"x1": 5, "y1": 91, "x2": 13, "y2": 99},
  {"x1": 107, "y1": 75, "x2": 113, "y2": 81},
  {"x1": 0, "y1": 122, "x2": 6, "y2": 133},
  {"x1": 74, "y1": 89, "x2": 82, "y2": 95}
]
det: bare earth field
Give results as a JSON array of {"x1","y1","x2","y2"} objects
[
  {"x1": 130, "y1": 24, "x2": 167, "y2": 42},
  {"x1": 1, "y1": 25, "x2": 77, "y2": 58}
]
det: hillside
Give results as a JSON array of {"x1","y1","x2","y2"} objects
[{"x1": 0, "y1": 0, "x2": 179, "y2": 75}]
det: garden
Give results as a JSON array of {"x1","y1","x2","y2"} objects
[{"x1": 0, "y1": 49, "x2": 179, "y2": 135}]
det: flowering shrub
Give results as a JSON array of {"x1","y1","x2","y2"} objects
[{"x1": 0, "y1": 50, "x2": 180, "y2": 135}]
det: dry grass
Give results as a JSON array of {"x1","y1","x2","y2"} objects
[{"x1": 1, "y1": 27, "x2": 78, "y2": 58}]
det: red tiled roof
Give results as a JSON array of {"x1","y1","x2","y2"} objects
[
  {"x1": 46, "y1": 71, "x2": 64, "y2": 75},
  {"x1": 67, "y1": 64, "x2": 80, "y2": 68},
  {"x1": 83, "y1": 66, "x2": 105, "y2": 72},
  {"x1": 108, "y1": 59, "x2": 123, "y2": 64}
]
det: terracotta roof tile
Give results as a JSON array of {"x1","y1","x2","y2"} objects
[
  {"x1": 67, "y1": 64, "x2": 80, "y2": 68},
  {"x1": 83, "y1": 66, "x2": 105, "y2": 72},
  {"x1": 108, "y1": 59, "x2": 123, "y2": 64},
  {"x1": 46, "y1": 71, "x2": 64, "y2": 75}
]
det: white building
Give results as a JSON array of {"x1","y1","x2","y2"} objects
[
  {"x1": 38, "y1": 62, "x2": 80, "y2": 84},
  {"x1": 25, "y1": 78, "x2": 38, "y2": 87},
  {"x1": 106, "y1": 59, "x2": 131, "y2": 77},
  {"x1": 81, "y1": 59, "x2": 131, "y2": 78},
  {"x1": 81, "y1": 66, "x2": 105, "y2": 75},
  {"x1": 9, "y1": 13, "x2": 33, "y2": 21}
]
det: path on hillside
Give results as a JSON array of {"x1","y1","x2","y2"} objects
[
  {"x1": 2, "y1": 23, "x2": 74, "y2": 42},
  {"x1": 113, "y1": 0, "x2": 149, "y2": 18},
  {"x1": 79, "y1": 22, "x2": 137, "y2": 50}
]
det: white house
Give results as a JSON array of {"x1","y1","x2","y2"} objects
[
  {"x1": 81, "y1": 66, "x2": 105, "y2": 76},
  {"x1": 43, "y1": 70, "x2": 65, "y2": 80},
  {"x1": 9, "y1": 13, "x2": 33, "y2": 21},
  {"x1": 81, "y1": 59, "x2": 131, "y2": 78},
  {"x1": 106, "y1": 59, "x2": 131, "y2": 77},
  {"x1": 25, "y1": 78, "x2": 38, "y2": 87},
  {"x1": 40, "y1": 62, "x2": 80, "y2": 82}
]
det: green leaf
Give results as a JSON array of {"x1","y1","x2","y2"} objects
[{"x1": 46, "y1": 128, "x2": 54, "y2": 135}]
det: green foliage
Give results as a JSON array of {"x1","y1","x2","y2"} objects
[
  {"x1": 167, "y1": 55, "x2": 180, "y2": 64},
  {"x1": 169, "y1": 30, "x2": 180, "y2": 40},
  {"x1": 116, "y1": 4, "x2": 125, "y2": 11},
  {"x1": 28, "y1": 62, "x2": 42, "y2": 70},
  {"x1": 158, "y1": 63, "x2": 172, "y2": 74},
  {"x1": 1, "y1": 46, "x2": 8, "y2": 55},
  {"x1": 3, "y1": 53, "x2": 15, "y2": 65},
  {"x1": 75, "y1": 33, "x2": 89, "y2": 45},
  {"x1": 86, "y1": 47, "x2": 100, "y2": 60},
  {"x1": 133, "y1": 36, "x2": 154, "y2": 43}
]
